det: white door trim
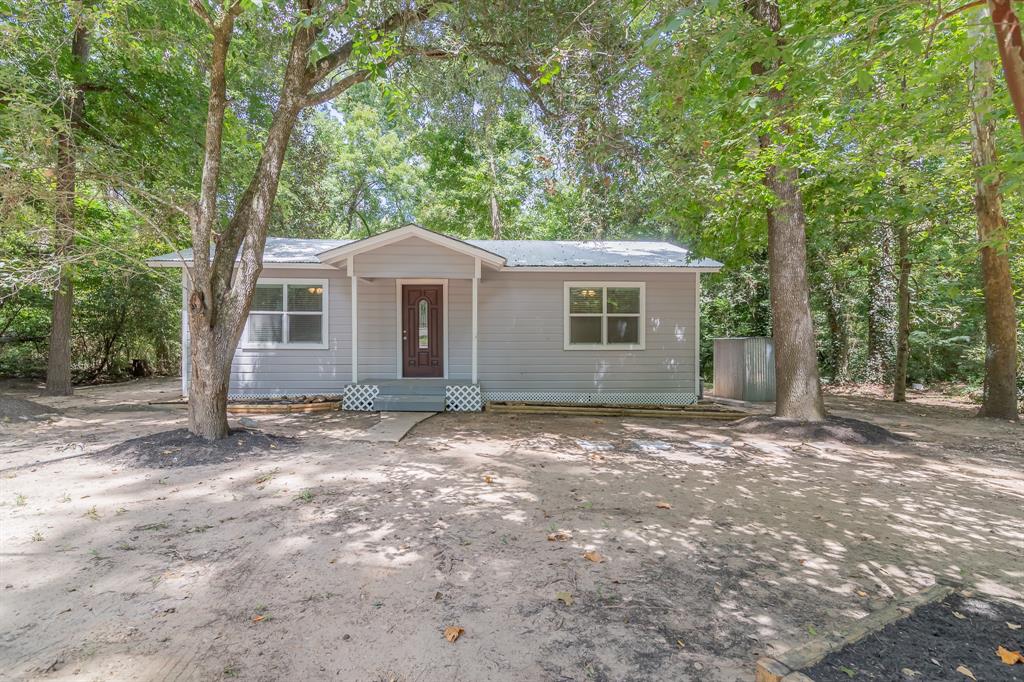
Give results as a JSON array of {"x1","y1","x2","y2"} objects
[{"x1": 395, "y1": 278, "x2": 448, "y2": 379}]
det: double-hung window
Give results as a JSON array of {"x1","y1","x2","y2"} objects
[
  {"x1": 564, "y1": 282, "x2": 645, "y2": 350},
  {"x1": 244, "y1": 279, "x2": 328, "y2": 349}
]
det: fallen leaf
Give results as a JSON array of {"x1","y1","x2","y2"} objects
[
  {"x1": 953, "y1": 611, "x2": 966, "y2": 619},
  {"x1": 555, "y1": 591, "x2": 573, "y2": 606},
  {"x1": 997, "y1": 646, "x2": 1024, "y2": 665},
  {"x1": 252, "y1": 614, "x2": 265, "y2": 623},
  {"x1": 656, "y1": 502, "x2": 672, "y2": 509},
  {"x1": 583, "y1": 550, "x2": 603, "y2": 563},
  {"x1": 443, "y1": 626, "x2": 464, "y2": 643},
  {"x1": 1009, "y1": 622, "x2": 1022, "y2": 630},
  {"x1": 856, "y1": 590, "x2": 868, "y2": 598},
  {"x1": 676, "y1": 639, "x2": 685, "y2": 648},
  {"x1": 900, "y1": 668, "x2": 920, "y2": 678},
  {"x1": 547, "y1": 531, "x2": 571, "y2": 541},
  {"x1": 483, "y1": 475, "x2": 493, "y2": 484},
  {"x1": 956, "y1": 665, "x2": 976, "y2": 680}
]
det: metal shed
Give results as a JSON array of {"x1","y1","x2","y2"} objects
[{"x1": 712, "y1": 337, "x2": 775, "y2": 402}]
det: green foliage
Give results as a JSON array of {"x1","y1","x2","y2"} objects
[{"x1": 0, "y1": 0, "x2": 1020, "y2": 393}]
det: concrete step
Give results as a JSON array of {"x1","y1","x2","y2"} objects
[
  {"x1": 373, "y1": 395, "x2": 445, "y2": 412},
  {"x1": 375, "y1": 383, "x2": 446, "y2": 397}
]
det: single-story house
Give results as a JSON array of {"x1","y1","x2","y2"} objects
[{"x1": 148, "y1": 224, "x2": 722, "y2": 411}]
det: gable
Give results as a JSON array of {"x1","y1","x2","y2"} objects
[
  {"x1": 317, "y1": 224, "x2": 505, "y2": 268},
  {"x1": 351, "y1": 235, "x2": 477, "y2": 278}
]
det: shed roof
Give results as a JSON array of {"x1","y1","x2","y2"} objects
[{"x1": 148, "y1": 230, "x2": 721, "y2": 270}]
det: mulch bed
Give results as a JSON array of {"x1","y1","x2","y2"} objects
[
  {"x1": 0, "y1": 397, "x2": 60, "y2": 420},
  {"x1": 96, "y1": 428, "x2": 297, "y2": 468},
  {"x1": 803, "y1": 593, "x2": 1024, "y2": 681},
  {"x1": 731, "y1": 415, "x2": 906, "y2": 445}
]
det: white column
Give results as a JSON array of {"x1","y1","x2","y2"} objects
[
  {"x1": 694, "y1": 272, "x2": 701, "y2": 398},
  {"x1": 181, "y1": 268, "x2": 189, "y2": 397},
  {"x1": 350, "y1": 256, "x2": 358, "y2": 384},
  {"x1": 472, "y1": 258, "x2": 480, "y2": 384}
]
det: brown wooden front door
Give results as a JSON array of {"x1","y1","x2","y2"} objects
[{"x1": 402, "y1": 284, "x2": 443, "y2": 377}]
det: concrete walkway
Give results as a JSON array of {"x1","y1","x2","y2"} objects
[{"x1": 355, "y1": 411, "x2": 435, "y2": 442}]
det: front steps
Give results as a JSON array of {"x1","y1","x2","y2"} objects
[
  {"x1": 374, "y1": 381, "x2": 446, "y2": 412},
  {"x1": 342, "y1": 380, "x2": 482, "y2": 412}
]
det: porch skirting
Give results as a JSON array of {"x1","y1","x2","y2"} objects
[
  {"x1": 480, "y1": 390, "x2": 698, "y2": 406},
  {"x1": 225, "y1": 387, "x2": 698, "y2": 411}
]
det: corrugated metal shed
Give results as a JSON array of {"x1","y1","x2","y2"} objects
[
  {"x1": 712, "y1": 337, "x2": 775, "y2": 402},
  {"x1": 148, "y1": 231, "x2": 722, "y2": 269}
]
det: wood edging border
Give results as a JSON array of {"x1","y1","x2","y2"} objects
[
  {"x1": 754, "y1": 578, "x2": 963, "y2": 682},
  {"x1": 226, "y1": 401, "x2": 340, "y2": 415}
]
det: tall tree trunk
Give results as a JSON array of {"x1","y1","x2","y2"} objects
[
  {"x1": 488, "y1": 155, "x2": 502, "y2": 239},
  {"x1": 893, "y1": 221, "x2": 911, "y2": 402},
  {"x1": 45, "y1": 10, "x2": 89, "y2": 396},
  {"x1": 969, "y1": 46, "x2": 1020, "y2": 420},
  {"x1": 866, "y1": 222, "x2": 896, "y2": 384},
  {"x1": 747, "y1": 0, "x2": 826, "y2": 421},
  {"x1": 988, "y1": 0, "x2": 1024, "y2": 139}
]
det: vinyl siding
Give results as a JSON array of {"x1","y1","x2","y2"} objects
[
  {"x1": 476, "y1": 271, "x2": 697, "y2": 392},
  {"x1": 228, "y1": 268, "x2": 351, "y2": 396},
  {"x1": 181, "y1": 264, "x2": 698, "y2": 397}
]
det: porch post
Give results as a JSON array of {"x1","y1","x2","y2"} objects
[
  {"x1": 472, "y1": 257, "x2": 480, "y2": 384},
  {"x1": 349, "y1": 255, "x2": 358, "y2": 383}
]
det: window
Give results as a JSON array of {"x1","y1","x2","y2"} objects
[
  {"x1": 564, "y1": 282, "x2": 645, "y2": 350},
  {"x1": 244, "y1": 280, "x2": 328, "y2": 348}
]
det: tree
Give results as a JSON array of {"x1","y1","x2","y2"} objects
[
  {"x1": 968, "y1": 16, "x2": 1020, "y2": 420},
  {"x1": 986, "y1": 0, "x2": 1024, "y2": 139},
  {"x1": 44, "y1": 4, "x2": 90, "y2": 396},
  {"x1": 183, "y1": 0, "x2": 580, "y2": 438},
  {"x1": 745, "y1": 0, "x2": 826, "y2": 421}
]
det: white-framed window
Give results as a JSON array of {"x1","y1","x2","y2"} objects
[
  {"x1": 242, "y1": 278, "x2": 329, "y2": 349},
  {"x1": 563, "y1": 281, "x2": 645, "y2": 350}
]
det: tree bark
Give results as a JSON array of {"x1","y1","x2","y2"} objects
[
  {"x1": 893, "y1": 221, "x2": 911, "y2": 402},
  {"x1": 746, "y1": 0, "x2": 826, "y2": 421},
  {"x1": 969, "y1": 47, "x2": 1020, "y2": 420},
  {"x1": 987, "y1": 0, "x2": 1024, "y2": 139},
  {"x1": 45, "y1": 9, "x2": 89, "y2": 396}
]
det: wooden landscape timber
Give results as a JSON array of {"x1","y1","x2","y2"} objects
[
  {"x1": 754, "y1": 579, "x2": 963, "y2": 682},
  {"x1": 485, "y1": 401, "x2": 748, "y2": 420}
]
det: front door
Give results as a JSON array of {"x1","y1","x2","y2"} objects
[{"x1": 402, "y1": 284, "x2": 443, "y2": 377}]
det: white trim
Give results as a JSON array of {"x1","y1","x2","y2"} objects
[
  {"x1": 148, "y1": 260, "x2": 335, "y2": 270},
  {"x1": 500, "y1": 266, "x2": 721, "y2": 273},
  {"x1": 350, "y1": 256, "x2": 358, "y2": 383},
  {"x1": 395, "y1": 278, "x2": 448, "y2": 379},
  {"x1": 694, "y1": 272, "x2": 701, "y2": 397},
  {"x1": 181, "y1": 269, "x2": 188, "y2": 396},
  {"x1": 472, "y1": 258, "x2": 480, "y2": 384},
  {"x1": 240, "y1": 277, "x2": 329, "y2": 350},
  {"x1": 563, "y1": 281, "x2": 646, "y2": 351},
  {"x1": 318, "y1": 224, "x2": 506, "y2": 267}
]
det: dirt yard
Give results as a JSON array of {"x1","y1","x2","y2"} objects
[{"x1": 1, "y1": 379, "x2": 1021, "y2": 681}]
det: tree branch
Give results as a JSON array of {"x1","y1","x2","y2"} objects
[{"x1": 306, "y1": 4, "x2": 436, "y2": 86}]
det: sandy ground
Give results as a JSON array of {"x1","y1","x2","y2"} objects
[{"x1": 0, "y1": 379, "x2": 1021, "y2": 681}]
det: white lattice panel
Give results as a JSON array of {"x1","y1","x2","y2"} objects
[
  {"x1": 481, "y1": 391, "x2": 698, "y2": 406},
  {"x1": 446, "y1": 384, "x2": 483, "y2": 412},
  {"x1": 343, "y1": 384, "x2": 379, "y2": 411}
]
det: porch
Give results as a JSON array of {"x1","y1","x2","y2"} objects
[{"x1": 342, "y1": 378, "x2": 481, "y2": 412}]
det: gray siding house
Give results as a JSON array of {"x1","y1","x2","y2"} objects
[{"x1": 149, "y1": 224, "x2": 721, "y2": 411}]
